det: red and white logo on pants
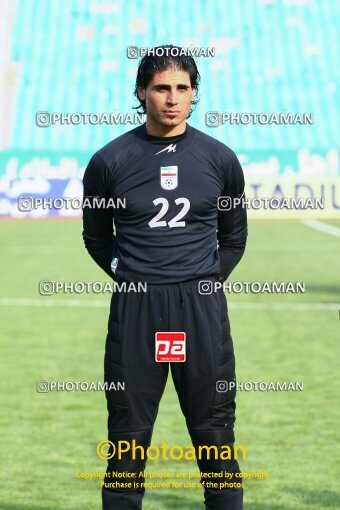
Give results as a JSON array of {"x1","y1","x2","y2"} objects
[{"x1": 155, "y1": 332, "x2": 186, "y2": 362}]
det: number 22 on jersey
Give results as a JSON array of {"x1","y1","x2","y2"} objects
[{"x1": 148, "y1": 197, "x2": 190, "y2": 229}]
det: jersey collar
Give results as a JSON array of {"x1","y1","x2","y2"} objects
[{"x1": 133, "y1": 122, "x2": 195, "y2": 156}]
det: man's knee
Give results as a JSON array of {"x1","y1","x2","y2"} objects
[{"x1": 104, "y1": 430, "x2": 152, "y2": 490}]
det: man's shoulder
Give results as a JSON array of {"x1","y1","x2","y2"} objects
[
  {"x1": 93, "y1": 125, "x2": 145, "y2": 167},
  {"x1": 190, "y1": 126, "x2": 239, "y2": 164}
]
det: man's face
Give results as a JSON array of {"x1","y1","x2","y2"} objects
[{"x1": 138, "y1": 69, "x2": 195, "y2": 128}]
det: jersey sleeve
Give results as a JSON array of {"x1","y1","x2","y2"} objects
[
  {"x1": 82, "y1": 152, "x2": 117, "y2": 279},
  {"x1": 217, "y1": 150, "x2": 248, "y2": 281}
]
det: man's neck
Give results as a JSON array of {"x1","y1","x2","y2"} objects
[{"x1": 145, "y1": 119, "x2": 187, "y2": 138}]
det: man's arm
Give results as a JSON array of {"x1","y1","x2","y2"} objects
[
  {"x1": 217, "y1": 152, "x2": 248, "y2": 282},
  {"x1": 82, "y1": 152, "x2": 117, "y2": 279}
]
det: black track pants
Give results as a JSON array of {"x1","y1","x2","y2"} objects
[{"x1": 102, "y1": 277, "x2": 243, "y2": 510}]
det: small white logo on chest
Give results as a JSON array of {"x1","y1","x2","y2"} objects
[{"x1": 155, "y1": 143, "x2": 177, "y2": 155}]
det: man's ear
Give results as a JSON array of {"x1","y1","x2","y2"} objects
[
  {"x1": 138, "y1": 87, "x2": 146, "y2": 101},
  {"x1": 191, "y1": 88, "x2": 196, "y2": 101}
]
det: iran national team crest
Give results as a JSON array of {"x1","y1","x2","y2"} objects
[{"x1": 160, "y1": 166, "x2": 178, "y2": 190}]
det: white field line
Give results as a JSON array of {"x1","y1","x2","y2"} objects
[
  {"x1": 0, "y1": 298, "x2": 338, "y2": 311},
  {"x1": 302, "y1": 220, "x2": 340, "y2": 237}
]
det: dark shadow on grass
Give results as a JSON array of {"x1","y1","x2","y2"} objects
[
  {"x1": 306, "y1": 284, "x2": 340, "y2": 296},
  {"x1": 147, "y1": 491, "x2": 295, "y2": 510},
  {"x1": 0, "y1": 496, "x2": 198, "y2": 510},
  {"x1": 2, "y1": 488, "x2": 339, "y2": 510},
  {"x1": 147, "y1": 489, "x2": 340, "y2": 510},
  {"x1": 146, "y1": 490, "x2": 204, "y2": 510}
]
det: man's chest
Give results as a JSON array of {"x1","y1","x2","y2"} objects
[{"x1": 111, "y1": 154, "x2": 224, "y2": 225}]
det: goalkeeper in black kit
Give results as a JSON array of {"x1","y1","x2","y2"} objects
[{"x1": 82, "y1": 45, "x2": 247, "y2": 510}]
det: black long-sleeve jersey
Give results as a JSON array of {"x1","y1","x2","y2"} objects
[{"x1": 82, "y1": 123, "x2": 247, "y2": 284}]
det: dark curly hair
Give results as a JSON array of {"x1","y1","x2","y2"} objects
[{"x1": 133, "y1": 44, "x2": 200, "y2": 117}]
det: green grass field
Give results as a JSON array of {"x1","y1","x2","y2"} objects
[{"x1": 0, "y1": 219, "x2": 339, "y2": 510}]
